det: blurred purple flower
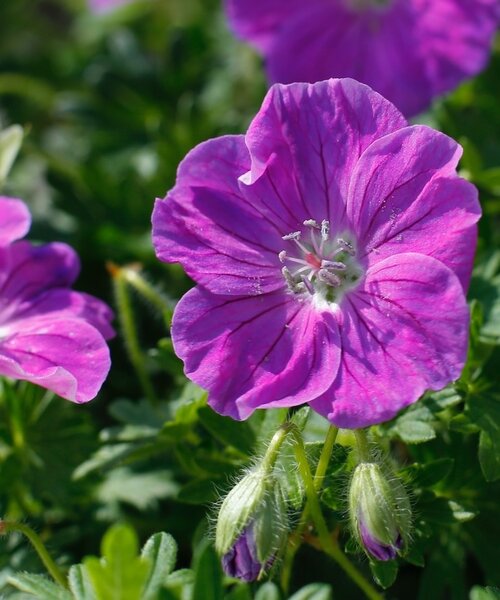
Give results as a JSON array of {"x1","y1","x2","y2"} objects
[
  {"x1": 225, "y1": 0, "x2": 499, "y2": 117},
  {"x1": 89, "y1": 0, "x2": 133, "y2": 13},
  {"x1": 0, "y1": 196, "x2": 114, "y2": 403},
  {"x1": 152, "y1": 78, "x2": 480, "y2": 428}
]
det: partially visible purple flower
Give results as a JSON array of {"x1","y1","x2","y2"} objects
[
  {"x1": 225, "y1": 0, "x2": 499, "y2": 117},
  {"x1": 222, "y1": 525, "x2": 264, "y2": 582},
  {"x1": 152, "y1": 78, "x2": 480, "y2": 428},
  {"x1": 0, "y1": 196, "x2": 113, "y2": 402}
]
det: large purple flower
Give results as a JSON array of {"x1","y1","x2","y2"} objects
[
  {"x1": 152, "y1": 79, "x2": 480, "y2": 428},
  {"x1": 0, "y1": 196, "x2": 114, "y2": 403},
  {"x1": 225, "y1": 0, "x2": 499, "y2": 117}
]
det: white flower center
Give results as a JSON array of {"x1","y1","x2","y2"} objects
[{"x1": 279, "y1": 219, "x2": 363, "y2": 309}]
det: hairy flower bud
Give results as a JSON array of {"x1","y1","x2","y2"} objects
[
  {"x1": 216, "y1": 468, "x2": 288, "y2": 581},
  {"x1": 349, "y1": 462, "x2": 411, "y2": 561}
]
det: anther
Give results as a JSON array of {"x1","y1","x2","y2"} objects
[
  {"x1": 282, "y1": 231, "x2": 301, "y2": 241},
  {"x1": 303, "y1": 219, "x2": 320, "y2": 229},
  {"x1": 278, "y1": 250, "x2": 287, "y2": 263},
  {"x1": 318, "y1": 269, "x2": 342, "y2": 287},
  {"x1": 321, "y1": 260, "x2": 347, "y2": 270},
  {"x1": 282, "y1": 266, "x2": 303, "y2": 293},
  {"x1": 321, "y1": 220, "x2": 330, "y2": 241},
  {"x1": 337, "y1": 238, "x2": 355, "y2": 255}
]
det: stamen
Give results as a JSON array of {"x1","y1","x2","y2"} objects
[
  {"x1": 337, "y1": 238, "x2": 355, "y2": 255},
  {"x1": 282, "y1": 231, "x2": 301, "y2": 241},
  {"x1": 318, "y1": 269, "x2": 341, "y2": 287},
  {"x1": 301, "y1": 275, "x2": 315, "y2": 295},
  {"x1": 303, "y1": 219, "x2": 320, "y2": 229},
  {"x1": 321, "y1": 260, "x2": 347, "y2": 270},
  {"x1": 282, "y1": 266, "x2": 303, "y2": 293},
  {"x1": 321, "y1": 220, "x2": 330, "y2": 241},
  {"x1": 278, "y1": 250, "x2": 287, "y2": 263}
]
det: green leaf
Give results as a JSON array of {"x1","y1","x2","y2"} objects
[
  {"x1": 224, "y1": 584, "x2": 252, "y2": 600},
  {"x1": 401, "y1": 458, "x2": 454, "y2": 488},
  {"x1": 198, "y1": 406, "x2": 255, "y2": 455},
  {"x1": 288, "y1": 584, "x2": 332, "y2": 600},
  {"x1": 478, "y1": 431, "x2": 500, "y2": 482},
  {"x1": 141, "y1": 532, "x2": 178, "y2": 600},
  {"x1": 470, "y1": 587, "x2": 500, "y2": 600},
  {"x1": 369, "y1": 560, "x2": 398, "y2": 589},
  {"x1": 468, "y1": 394, "x2": 500, "y2": 481},
  {"x1": 0, "y1": 124, "x2": 23, "y2": 184},
  {"x1": 97, "y1": 468, "x2": 179, "y2": 510},
  {"x1": 7, "y1": 573, "x2": 72, "y2": 600},
  {"x1": 192, "y1": 541, "x2": 223, "y2": 600},
  {"x1": 383, "y1": 405, "x2": 436, "y2": 444},
  {"x1": 83, "y1": 524, "x2": 150, "y2": 600},
  {"x1": 68, "y1": 565, "x2": 97, "y2": 600},
  {"x1": 255, "y1": 582, "x2": 281, "y2": 600}
]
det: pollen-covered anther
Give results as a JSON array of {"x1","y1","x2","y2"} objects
[
  {"x1": 321, "y1": 260, "x2": 346, "y2": 270},
  {"x1": 282, "y1": 231, "x2": 301, "y2": 241},
  {"x1": 303, "y1": 219, "x2": 320, "y2": 229},
  {"x1": 321, "y1": 220, "x2": 330, "y2": 241},
  {"x1": 318, "y1": 269, "x2": 341, "y2": 287},
  {"x1": 278, "y1": 250, "x2": 287, "y2": 263}
]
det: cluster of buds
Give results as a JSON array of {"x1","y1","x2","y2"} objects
[
  {"x1": 215, "y1": 466, "x2": 288, "y2": 581},
  {"x1": 349, "y1": 461, "x2": 411, "y2": 562}
]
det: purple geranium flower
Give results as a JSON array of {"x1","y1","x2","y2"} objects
[
  {"x1": 152, "y1": 78, "x2": 480, "y2": 428},
  {"x1": 225, "y1": 0, "x2": 499, "y2": 117},
  {"x1": 0, "y1": 196, "x2": 114, "y2": 403},
  {"x1": 222, "y1": 525, "x2": 264, "y2": 582}
]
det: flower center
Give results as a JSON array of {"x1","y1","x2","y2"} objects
[{"x1": 279, "y1": 219, "x2": 363, "y2": 308}]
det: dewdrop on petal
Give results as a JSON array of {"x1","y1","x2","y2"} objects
[
  {"x1": 349, "y1": 462, "x2": 411, "y2": 562},
  {"x1": 215, "y1": 467, "x2": 288, "y2": 581}
]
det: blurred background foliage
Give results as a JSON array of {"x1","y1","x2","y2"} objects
[{"x1": 0, "y1": 1, "x2": 499, "y2": 598}]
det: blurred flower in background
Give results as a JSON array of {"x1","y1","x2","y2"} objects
[
  {"x1": 0, "y1": 196, "x2": 114, "y2": 402},
  {"x1": 225, "y1": 0, "x2": 500, "y2": 116}
]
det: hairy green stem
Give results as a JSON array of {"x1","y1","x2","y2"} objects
[
  {"x1": 1, "y1": 521, "x2": 67, "y2": 588},
  {"x1": 112, "y1": 265, "x2": 158, "y2": 404},
  {"x1": 289, "y1": 427, "x2": 383, "y2": 600},
  {"x1": 354, "y1": 429, "x2": 371, "y2": 462},
  {"x1": 120, "y1": 265, "x2": 172, "y2": 327}
]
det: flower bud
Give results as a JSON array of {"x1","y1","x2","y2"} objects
[
  {"x1": 216, "y1": 468, "x2": 288, "y2": 581},
  {"x1": 349, "y1": 462, "x2": 411, "y2": 562}
]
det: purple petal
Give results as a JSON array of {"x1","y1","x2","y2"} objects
[
  {"x1": 222, "y1": 527, "x2": 262, "y2": 582},
  {"x1": 226, "y1": 0, "x2": 499, "y2": 117},
  {"x1": 171, "y1": 287, "x2": 341, "y2": 420},
  {"x1": 310, "y1": 252, "x2": 469, "y2": 428},
  {"x1": 243, "y1": 79, "x2": 406, "y2": 232},
  {"x1": 225, "y1": 0, "x2": 307, "y2": 51},
  {"x1": 152, "y1": 136, "x2": 285, "y2": 296},
  {"x1": 348, "y1": 125, "x2": 480, "y2": 289},
  {"x1": 7, "y1": 289, "x2": 115, "y2": 341},
  {"x1": 0, "y1": 197, "x2": 31, "y2": 246},
  {"x1": 359, "y1": 518, "x2": 400, "y2": 562},
  {"x1": 0, "y1": 317, "x2": 111, "y2": 403},
  {"x1": 0, "y1": 241, "x2": 79, "y2": 303}
]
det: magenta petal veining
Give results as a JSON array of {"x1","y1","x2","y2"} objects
[{"x1": 152, "y1": 78, "x2": 479, "y2": 427}]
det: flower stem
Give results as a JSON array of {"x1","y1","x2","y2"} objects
[
  {"x1": 354, "y1": 429, "x2": 371, "y2": 462},
  {"x1": 109, "y1": 263, "x2": 158, "y2": 404},
  {"x1": 1, "y1": 521, "x2": 67, "y2": 588},
  {"x1": 313, "y1": 425, "x2": 339, "y2": 491},
  {"x1": 289, "y1": 427, "x2": 383, "y2": 600},
  {"x1": 120, "y1": 264, "x2": 173, "y2": 328},
  {"x1": 260, "y1": 422, "x2": 293, "y2": 475},
  {"x1": 281, "y1": 425, "x2": 339, "y2": 591}
]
